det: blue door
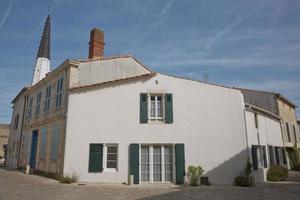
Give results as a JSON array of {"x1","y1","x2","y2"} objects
[{"x1": 29, "y1": 130, "x2": 38, "y2": 168}]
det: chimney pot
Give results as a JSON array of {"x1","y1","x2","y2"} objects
[{"x1": 89, "y1": 28, "x2": 105, "y2": 59}]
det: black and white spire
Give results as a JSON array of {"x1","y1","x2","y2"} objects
[{"x1": 32, "y1": 15, "x2": 51, "y2": 85}]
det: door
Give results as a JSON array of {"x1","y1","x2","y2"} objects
[{"x1": 29, "y1": 130, "x2": 38, "y2": 169}]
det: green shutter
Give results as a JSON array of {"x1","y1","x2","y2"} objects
[
  {"x1": 129, "y1": 144, "x2": 139, "y2": 184},
  {"x1": 252, "y1": 145, "x2": 258, "y2": 170},
  {"x1": 175, "y1": 143, "x2": 185, "y2": 184},
  {"x1": 165, "y1": 93, "x2": 173, "y2": 124},
  {"x1": 268, "y1": 145, "x2": 274, "y2": 165},
  {"x1": 262, "y1": 146, "x2": 267, "y2": 168},
  {"x1": 140, "y1": 93, "x2": 148, "y2": 123},
  {"x1": 281, "y1": 147, "x2": 287, "y2": 165},
  {"x1": 88, "y1": 144, "x2": 103, "y2": 172}
]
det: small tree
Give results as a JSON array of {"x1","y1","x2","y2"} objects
[{"x1": 187, "y1": 166, "x2": 204, "y2": 186}]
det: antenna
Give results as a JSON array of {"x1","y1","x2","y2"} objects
[{"x1": 202, "y1": 72, "x2": 209, "y2": 82}]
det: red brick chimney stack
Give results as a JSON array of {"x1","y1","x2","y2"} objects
[{"x1": 89, "y1": 28, "x2": 105, "y2": 59}]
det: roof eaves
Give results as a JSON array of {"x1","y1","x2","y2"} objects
[{"x1": 245, "y1": 103, "x2": 281, "y2": 121}]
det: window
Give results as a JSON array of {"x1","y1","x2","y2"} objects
[
  {"x1": 35, "y1": 91, "x2": 42, "y2": 116},
  {"x1": 293, "y1": 125, "x2": 297, "y2": 143},
  {"x1": 141, "y1": 146, "x2": 150, "y2": 182},
  {"x1": 286, "y1": 123, "x2": 292, "y2": 142},
  {"x1": 106, "y1": 145, "x2": 118, "y2": 169},
  {"x1": 153, "y1": 146, "x2": 162, "y2": 182},
  {"x1": 140, "y1": 93, "x2": 173, "y2": 124},
  {"x1": 27, "y1": 97, "x2": 33, "y2": 118},
  {"x1": 150, "y1": 95, "x2": 163, "y2": 121},
  {"x1": 50, "y1": 124, "x2": 60, "y2": 160},
  {"x1": 56, "y1": 77, "x2": 64, "y2": 107},
  {"x1": 13, "y1": 114, "x2": 19, "y2": 130},
  {"x1": 44, "y1": 86, "x2": 51, "y2": 112},
  {"x1": 39, "y1": 127, "x2": 47, "y2": 159},
  {"x1": 252, "y1": 145, "x2": 267, "y2": 170},
  {"x1": 140, "y1": 145, "x2": 174, "y2": 182},
  {"x1": 254, "y1": 113, "x2": 259, "y2": 129}
]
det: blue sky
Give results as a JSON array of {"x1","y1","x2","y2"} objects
[{"x1": 0, "y1": 0, "x2": 300, "y2": 123}]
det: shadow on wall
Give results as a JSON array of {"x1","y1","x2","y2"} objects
[{"x1": 204, "y1": 148, "x2": 249, "y2": 185}]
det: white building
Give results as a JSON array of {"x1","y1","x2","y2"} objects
[
  {"x1": 7, "y1": 22, "x2": 292, "y2": 185},
  {"x1": 245, "y1": 103, "x2": 286, "y2": 182}
]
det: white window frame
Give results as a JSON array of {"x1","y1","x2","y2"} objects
[
  {"x1": 102, "y1": 144, "x2": 118, "y2": 172},
  {"x1": 139, "y1": 144, "x2": 175, "y2": 183},
  {"x1": 148, "y1": 94, "x2": 164, "y2": 121}
]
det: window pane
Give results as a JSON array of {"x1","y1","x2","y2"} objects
[
  {"x1": 107, "y1": 153, "x2": 117, "y2": 160},
  {"x1": 164, "y1": 146, "x2": 173, "y2": 181},
  {"x1": 107, "y1": 146, "x2": 117, "y2": 153},
  {"x1": 141, "y1": 146, "x2": 150, "y2": 182},
  {"x1": 157, "y1": 99, "x2": 162, "y2": 118},
  {"x1": 153, "y1": 146, "x2": 162, "y2": 182},
  {"x1": 151, "y1": 101, "x2": 155, "y2": 117},
  {"x1": 107, "y1": 161, "x2": 117, "y2": 168}
]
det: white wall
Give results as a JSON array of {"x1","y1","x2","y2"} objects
[
  {"x1": 245, "y1": 110, "x2": 283, "y2": 182},
  {"x1": 77, "y1": 57, "x2": 150, "y2": 87},
  {"x1": 64, "y1": 74, "x2": 248, "y2": 185}
]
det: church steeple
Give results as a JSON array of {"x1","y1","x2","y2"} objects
[
  {"x1": 32, "y1": 15, "x2": 51, "y2": 85},
  {"x1": 37, "y1": 15, "x2": 51, "y2": 59}
]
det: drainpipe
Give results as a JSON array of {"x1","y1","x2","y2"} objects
[
  {"x1": 243, "y1": 105, "x2": 250, "y2": 160},
  {"x1": 17, "y1": 95, "x2": 28, "y2": 167}
]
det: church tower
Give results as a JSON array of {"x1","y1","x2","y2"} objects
[{"x1": 32, "y1": 15, "x2": 51, "y2": 85}]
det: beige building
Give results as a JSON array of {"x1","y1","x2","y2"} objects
[{"x1": 0, "y1": 124, "x2": 10, "y2": 162}]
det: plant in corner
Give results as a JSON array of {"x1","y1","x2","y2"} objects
[
  {"x1": 187, "y1": 166, "x2": 204, "y2": 186},
  {"x1": 235, "y1": 161, "x2": 255, "y2": 187},
  {"x1": 59, "y1": 174, "x2": 79, "y2": 184},
  {"x1": 267, "y1": 165, "x2": 288, "y2": 181}
]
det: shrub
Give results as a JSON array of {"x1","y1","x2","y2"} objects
[
  {"x1": 59, "y1": 174, "x2": 78, "y2": 184},
  {"x1": 267, "y1": 165, "x2": 288, "y2": 181},
  {"x1": 234, "y1": 161, "x2": 254, "y2": 187},
  {"x1": 235, "y1": 176, "x2": 251, "y2": 187},
  {"x1": 187, "y1": 166, "x2": 204, "y2": 186},
  {"x1": 286, "y1": 144, "x2": 300, "y2": 171}
]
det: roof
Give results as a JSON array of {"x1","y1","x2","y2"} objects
[
  {"x1": 70, "y1": 72, "x2": 156, "y2": 91},
  {"x1": 11, "y1": 87, "x2": 30, "y2": 103},
  {"x1": 245, "y1": 103, "x2": 281, "y2": 121},
  {"x1": 235, "y1": 87, "x2": 297, "y2": 108},
  {"x1": 37, "y1": 15, "x2": 51, "y2": 59}
]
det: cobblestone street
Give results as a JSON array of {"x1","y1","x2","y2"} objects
[{"x1": 0, "y1": 168, "x2": 300, "y2": 200}]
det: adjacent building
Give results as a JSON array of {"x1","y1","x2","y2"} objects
[
  {"x1": 244, "y1": 104, "x2": 286, "y2": 182},
  {"x1": 0, "y1": 124, "x2": 10, "y2": 164}
]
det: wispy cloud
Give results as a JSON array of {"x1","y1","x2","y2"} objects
[{"x1": 0, "y1": 0, "x2": 13, "y2": 30}]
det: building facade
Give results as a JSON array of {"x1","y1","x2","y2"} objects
[
  {"x1": 244, "y1": 104, "x2": 286, "y2": 182},
  {"x1": 7, "y1": 21, "x2": 298, "y2": 185},
  {"x1": 238, "y1": 89, "x2": 300, "y2": 150}
]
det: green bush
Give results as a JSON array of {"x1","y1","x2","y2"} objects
[
  {"x1": 59, "y1": 174, "x2": 78, "y2": 184},
  {"x1": 286, "y1": 144, "x2": 300, "y2": 171},
  {"x1": 267, "y1": 165, "x2": 288, "y2": 181},
  {"x1": 234, "y1": 161, "x2": 254, "y2": 187},
  {"x1": 187, "y1": 166, "x2": 204, "y2": 186},
  {"x1": 235, "y1": 176, "x2": 251, "y2": 187}
]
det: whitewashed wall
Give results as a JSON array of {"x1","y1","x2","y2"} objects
[
  {"x1": 64, "y1": 73, "x2": 248, "y2": 185},
  {"x1": 245, "y1": 110, "x2": 283, "y2": 182}
]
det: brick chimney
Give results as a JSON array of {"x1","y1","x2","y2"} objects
[{"x1": 88, "y1": 28, "x2": 105, "y2": 59}]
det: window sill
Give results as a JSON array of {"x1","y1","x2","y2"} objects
[{"x1": 102, "y1": 168, "x2": 118, "y2": 173}]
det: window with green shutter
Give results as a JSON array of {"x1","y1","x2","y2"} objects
[
  {"x1": 89, "y1": 144, "x2": 103, "y2": 173},
  {"x1": 175, "y1": 143, "x2": 185, "y2": 184},
  {"x1": 129, "y1": 144, "x2": 140, "y2": 184}
]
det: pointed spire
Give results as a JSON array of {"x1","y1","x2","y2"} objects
[{"x1": 37, "y1": 15, "x2": 51, "y2": 59}]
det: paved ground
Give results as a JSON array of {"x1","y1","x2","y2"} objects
[{"x1": 0, "y1": 168, "x2": 300, "y2": 200}]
